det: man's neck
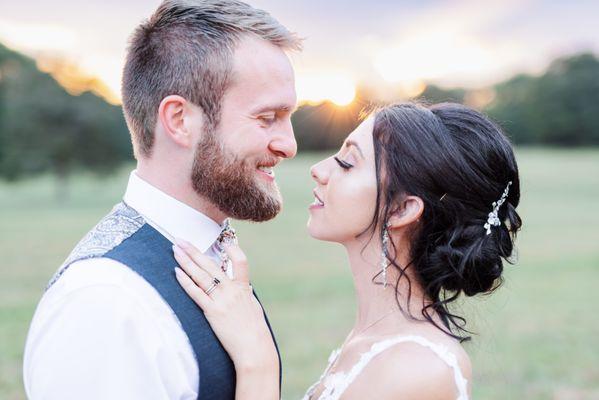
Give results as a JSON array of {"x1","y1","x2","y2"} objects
[{"x1": 135, "y1": 165, "x2": 228, "y2": 225}]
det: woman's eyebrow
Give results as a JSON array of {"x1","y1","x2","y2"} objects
[{"x1": 345, "y1": 140, "x2": 364, "y2": 159}]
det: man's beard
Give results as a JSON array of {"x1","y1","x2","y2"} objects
[{"x1": 191, "y1": 133, "x2": 282, "y2": 222}]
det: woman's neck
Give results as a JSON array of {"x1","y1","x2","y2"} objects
[{"x1": 343, "y1": 234, "x2": 430, "y2": 336}]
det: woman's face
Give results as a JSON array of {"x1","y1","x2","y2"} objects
[{"x1": 308, "y1": 117, "x2": 379, "y2": 243}]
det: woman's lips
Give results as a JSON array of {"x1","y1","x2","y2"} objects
[{"x1": 310, "y1": 190, "x2": 325, "y2": 209}]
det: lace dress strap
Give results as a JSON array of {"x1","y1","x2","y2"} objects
[
  {"x1": 359, "y1": 335, "x2": 470, "y2": 400},
  {"x1": 302, "y1": 348, "x2": 342, "y2": 400},
  {"x1": 303, "y1": 335, "x2": 469, "y2": 400}
]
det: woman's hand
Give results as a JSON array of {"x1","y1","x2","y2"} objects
[{"x1": 172, "y1": 239, "x2": 279, "y2": 374}]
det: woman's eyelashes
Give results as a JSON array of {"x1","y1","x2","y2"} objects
[{"x1": 334, "y1": 156, "x2": 354, "y2": 170}]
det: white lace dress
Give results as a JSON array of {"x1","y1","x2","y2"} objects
[{"x1": 302, "y1": 335, "x2": 469, "y2": 400}]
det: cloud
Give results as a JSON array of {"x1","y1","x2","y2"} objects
[
  {"x1": 1, "y1": 0, "x2": 598, "y2": 103},
  {"x1": 0, "y1": 19, "x2": 79, "y2": 55}
]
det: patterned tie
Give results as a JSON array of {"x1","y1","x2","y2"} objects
[{"x1": 214, "y1": 218, "x2": 238, "y2": 278}]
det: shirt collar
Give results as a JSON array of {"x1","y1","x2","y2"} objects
[{"x1": 123, "y1": 170, "x2": 223, "y2": 252}]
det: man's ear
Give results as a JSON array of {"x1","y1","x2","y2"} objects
[
  {"x1": 157, "y1": 95, "x2": 195, "y2": 148},
  {"x1": 387, "y1": 195, "x2": 424, "y2": 231}
]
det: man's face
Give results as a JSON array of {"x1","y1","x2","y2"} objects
[{"x1": 191, "y1": 35, "x2": 297, "y2": 222}]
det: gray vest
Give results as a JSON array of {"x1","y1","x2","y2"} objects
[{"x1": 48, "y1": 202, "x2": 282, "y2": 399}]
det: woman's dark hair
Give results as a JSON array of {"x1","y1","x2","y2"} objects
[{"x1": 369, "y1": 102, "x2": 522, "y2": 342}]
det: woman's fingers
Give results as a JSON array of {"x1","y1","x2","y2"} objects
[
  {"x1": 223, "y1": 244, "x2": 250, "y2": 284},
  {"x1": 175, "y1": 238, "x2": 227, "y2": 280},
  {"x1": 174, "y1": 267, "x2": 211, "y2": 308},
  {"x1": 173, "y1": 244, "x2": 217, "y2": 291},
  {"x1": 173, "y1": 241, "x2": 278, "y2": 375}
]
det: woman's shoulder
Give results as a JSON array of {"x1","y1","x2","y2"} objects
[
  {"x1": 413, "y1": 328, "x2": 472, "y2": 381},
  {"x1": 344, "y1": 330, "x2": 471, "y2": 400}
]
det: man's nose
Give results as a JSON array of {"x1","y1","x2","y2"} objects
[{"x1": 268, "y1": 119, "x2": 297, "y2": 159}]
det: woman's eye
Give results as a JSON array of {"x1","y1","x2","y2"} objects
[{"x1": 334, "y1": 156, "x2": 353, "y2": 170}]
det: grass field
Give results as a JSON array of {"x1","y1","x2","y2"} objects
[{"x1": 1, "y1": 148, "x2": 598, "y2": 399}]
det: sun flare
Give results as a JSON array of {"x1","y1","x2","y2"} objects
[
  {"x1": 296, "y1": 71, "x2": 356, "y2": 107},
  {"x1": 373, "y1": 32, "x2": 496, "y2": 90}
]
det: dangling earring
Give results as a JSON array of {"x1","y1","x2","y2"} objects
[{"x1": 381, "y1": 225, "x2": 390, "y2": 288}]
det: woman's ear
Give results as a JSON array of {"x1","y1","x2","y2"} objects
[
  {"x1": 387, "y1": 195, "x2": 424, "y2": 231},
  {"x1": 157, "y1": 95, "x2": 194, "y2": 148}
]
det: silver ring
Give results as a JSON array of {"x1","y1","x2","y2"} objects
[{"x1": 205, "y1": 277, "x2": 221, "y2": 295}]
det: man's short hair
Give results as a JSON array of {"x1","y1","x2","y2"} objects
[{"x1": 121, "y1": 0, "x2": 302, "y2": 158}]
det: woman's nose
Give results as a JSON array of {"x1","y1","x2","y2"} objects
[{"x1": 310, "y1": 159, "x2": 329, "y2": 185}]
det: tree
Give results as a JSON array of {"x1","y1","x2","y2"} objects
[
  {"x1": 0, "y1": 43, "x2": 132, "y2": 198},
  {"x1": 291, "y1": 89, "x2": 379, "y2": 152},
  {"x1": 417, "y1": 84, "x2": 466, "y2": 105},
  {"x1": 487, "y1": 53, "x2": 599, "y2": 146}
]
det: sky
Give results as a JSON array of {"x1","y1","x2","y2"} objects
[{"x1": 0, "y1": 0, "x2": 597, "y2": 105}]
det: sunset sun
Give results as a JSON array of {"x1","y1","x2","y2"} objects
[{"x1": 296, "y1": 71, "x2": 356, "y2": 107}]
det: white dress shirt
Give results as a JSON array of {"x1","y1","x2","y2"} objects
[{"x1": 23, "y1": 171, "x2": 225, "y2": 400}]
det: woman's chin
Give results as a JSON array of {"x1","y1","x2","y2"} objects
[
  {"x1": 307, "y1": 219, "x2": 341, "y2": 243},
  {"x1": 307, "y1": 218, "x2": 327, "y2": 241}
]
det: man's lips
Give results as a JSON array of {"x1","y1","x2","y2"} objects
[
  {"x1": 253, "y1": 157, "x2": 279, "y2": 180},
  {"x1": 256, "y1": 165, "x2": 275, "y2": 180}
]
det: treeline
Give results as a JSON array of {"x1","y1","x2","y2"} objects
[
  {"x1": 0, "y1": 43, "x2": 131, "y2": 183},
  {"x1": 488, "y1": 53, "x2": 599, "y2": 145},
  {"x1": 1, "y1": 42, "x2": 598, "y2": 185},
  {"x1": 294, "y1": 52, "x2": 599, "y2": 150}
]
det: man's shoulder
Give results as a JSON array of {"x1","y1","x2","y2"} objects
[
  {"x1": 49, "y1": 257, "x2": 135, "y2": 293},
  {"x1": 45, "y1": 202, "x2": 149, "y2": 289},
  {"x1": 23, "y1": 261, "x2": 199, "y2": 400},
  {"x1": 61, "y1": 202, "x2": 147, "y2": 267},
  {"x1": 42, "y1": 257, "x2": 153, "y2": 310},
  {"x1": 33, "y1": 257, "x2": 181, "y2": 342}
]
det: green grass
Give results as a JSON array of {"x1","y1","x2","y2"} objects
[{"x1": 1, "y1": 148, "x2": 598, "y2": 399}]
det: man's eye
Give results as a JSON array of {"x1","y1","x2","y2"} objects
[
  {"x1": 334, "y1": 156, "x2": 353, "y2": 170},
  {"x1": 258, "y1": 115, "x2": 276, "y2": 125}
]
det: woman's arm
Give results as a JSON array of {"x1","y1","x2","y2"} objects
[
  {"x1": 234, "y1": 362, "x2": 280, "y2": 400},
  {"x1": 173, "y1": 240, "x2": 280, "y2": 400}
]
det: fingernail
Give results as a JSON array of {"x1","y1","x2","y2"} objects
[
  {"x1": 172, "y1": 244, "x2": 183, "y2": 256},
  {"x1": 174, "y1": 267, "x2": 183, "y2": 278},
  {"x1": 175, "y1": 238, "x2": 190, "y2": 249}
]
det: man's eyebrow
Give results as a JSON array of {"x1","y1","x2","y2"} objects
[
  {"x1": 251, "y1": 103, "x2": 298, "y2": 114},
  {"x1": 345, "y1": 140, "x2": 364, "y2": 159}
]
